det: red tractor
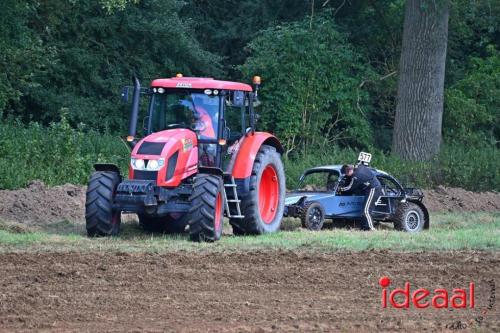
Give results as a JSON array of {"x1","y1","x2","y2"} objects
[{"x1": 85, "y1": 75, "x2": 286, "y2": 241}]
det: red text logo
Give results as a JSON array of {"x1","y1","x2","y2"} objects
[{"x1": 379, "y1": 276, "x2": 475, "y2": 309}]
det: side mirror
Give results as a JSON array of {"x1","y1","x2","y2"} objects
[{"x1": 121, "y1": 86, "x2": 130, "y2": 103}]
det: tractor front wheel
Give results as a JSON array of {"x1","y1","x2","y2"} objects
[
  {"x1": 85, "y1": 171, "x2": 121, "y2": 237},
  {"x1": 230, "y1": 145, "x2": 285, "y2": 235},
  {"x1": 187, "y1": 174, "x2": 224, "y2": 242}
]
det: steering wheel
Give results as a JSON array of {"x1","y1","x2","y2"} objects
[
  {"x1": 326, "y1": 181, "x2": 338, "y2": 191},
  {"x1": 191, "y1": 121, "x2": 206, "y2": 132}
]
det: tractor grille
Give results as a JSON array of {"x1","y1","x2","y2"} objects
[
  {"x1": 137, "y1": 142, "x2": 165, "y2": 155},
  {"x1": 133, "y1": 170, "x2": 158, "y2": 181}
]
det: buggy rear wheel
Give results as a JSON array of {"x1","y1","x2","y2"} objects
[{"x1": 393, "y1": 202, "x2": 425, "y2": 232}]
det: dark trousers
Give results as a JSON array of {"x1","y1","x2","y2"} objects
[{"x1": 361, "y1": 187, "x2": 381, "y2": 230}]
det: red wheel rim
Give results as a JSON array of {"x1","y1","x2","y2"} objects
[
  {"x1": 259, "y1": 165, "x2": 279, "y2": 224},
  {"x1": 214, "y1": 192, "x2": 222, "y2": 231}
]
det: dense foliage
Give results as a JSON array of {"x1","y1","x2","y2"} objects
[
  {"x1": 241, "y1": 17, "x2": 374, "y2": 154},
  {"x1": 1, "y1": 0, "x2": 220, "y2": 131},
  {"x1": 0, "y1": 118, "x2": 129, "y2": 189},
  {"x1": 0, "y1": 0, "x2": 498, "y2": 190},
  {"x1": 1, "y1": 120, "x2": 498, "y2": 191}
]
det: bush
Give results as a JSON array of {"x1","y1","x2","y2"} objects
[
  {"x1": 240, "y1": 15, "x2": 375, "y2": 155},
  {"x1": 1, "y1": 120, "x2": 498, "y2": 192},
  {"x1": 0, "y1": 118, "x2": 129, "y2": 189},
  {"x1": 284, "y1": 145, "x2": 500, "y2": 191}
]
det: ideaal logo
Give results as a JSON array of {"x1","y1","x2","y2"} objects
[{"x1": 379, "y1": 276, "x2": 475, "y2": 309}]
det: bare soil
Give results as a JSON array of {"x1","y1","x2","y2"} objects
[
  {"x1": 0, "y1": 181, "x2": 85, "y2": 225},
  {"x1": 0, "y1": 251, "x2": 498, "y2": 332},
  {"x1": 1, "y1": 181, "x2": 498, "y2": 226},
  {"x1": 423, "y1": 186, "x2": 500, "y2": 212}
]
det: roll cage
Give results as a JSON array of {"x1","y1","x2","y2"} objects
[{"x1": 296, "y1": 166, "x2": 418, "y2": 200}]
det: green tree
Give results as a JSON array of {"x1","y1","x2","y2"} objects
[
  {"x1": 0, "y1": 1, "x2": 52, "y2": 114},
  {"x1": 241, "y1": 16, "x2": 374, "y2": 155},
  {"x1": 2, "y1": 0, "x2": 221, "y2": 132},
  {"x1": 444, "y1": 46, "x2": 499, "y2": 146}
]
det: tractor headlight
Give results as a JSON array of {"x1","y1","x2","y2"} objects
[
  {"x1": 131, "y1": 158, "x2": 164, "y2": 171},
  {"x1": 146, "y1": 158, "x2": 164, "y2": 171},
  {"x1": 131, "y1": 158, "x2": 145, "y2": 170}
]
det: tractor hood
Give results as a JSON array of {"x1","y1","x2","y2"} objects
[
  {"x1": 285, "y1": 191, "x2": 335, "y2": 205},
  {"x1": 130, "y1": 129, "x2": 198, "y2": 187}
]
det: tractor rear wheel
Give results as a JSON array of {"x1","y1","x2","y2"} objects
[
  {"x1": 85, "y1": 171, "x2": 121, "y2": 237},
  {"x1": 230, "y1": 145, "x2": 285, "y2": 235},
  {"x1": 187, "y1": 174, "x2": 224, "y2": 242},
  {"x1": 138, "y1": 214, "x2": 187, "y2": 234}
]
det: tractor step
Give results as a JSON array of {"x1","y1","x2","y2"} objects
[{"x1": 222, "y1": 175, "x2": 244, "y2": 219}]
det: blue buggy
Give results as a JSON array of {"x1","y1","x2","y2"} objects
[{"x1": 284, "y1": 164, "x2": 429, "y2": 232}]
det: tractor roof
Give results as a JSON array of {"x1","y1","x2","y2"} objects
[{"x1": 151, "y1": 77, "x2": 253, "y2": 92}]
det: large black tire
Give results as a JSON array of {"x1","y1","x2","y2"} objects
[
  {"x1": 230, "y1": 145, "x2": 285, "y2": 235},
  {"x1": 85, "y1": 171, "x2": 121, "y2": 237},
  {"x1": 300, "y1": 201, "x2": 325, "y2": 231},
  {"x1": 393, "y1": 202, "x2": 425, "y2": 232},
  {"x1": 186, "y1": 174, "x2": 224, "y2": 242},
  {"x1": 138, "y1": 214, "x2": 187, "y2": 234}
]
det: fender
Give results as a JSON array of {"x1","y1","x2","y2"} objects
[
  {"x1": 409, "y1": 199, "x2": 430, "y2": 229},
  {"x1": 94, "y1": 163, "x2": 121, "y2": 175},
  {"x1": 231, "y1": 132, "x2": 284, "y2": 179}
]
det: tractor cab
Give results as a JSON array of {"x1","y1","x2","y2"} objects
[
  {"x1": 124, "y1": 75, "x2": 259, "y2": 172},
  {"x1": 86, "y1": 75, "x2": 285, "y2": 242}
]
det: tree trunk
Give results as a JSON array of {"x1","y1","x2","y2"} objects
[{"x1": 392, "y1": 0, "x2": 449, "y2": 161}]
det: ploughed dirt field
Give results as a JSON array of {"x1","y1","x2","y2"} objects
[
  {"x1": 0, "y1": 182, "x2": 498, "y2": 332},
  {"x1": 0, "y1": 251, "x2": 498, "y2": 332}
]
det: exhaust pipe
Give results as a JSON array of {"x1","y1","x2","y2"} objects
[{"x1": 127, "y1": 76, "x2": 141, "y2": 146}]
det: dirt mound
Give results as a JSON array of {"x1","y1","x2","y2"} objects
[
  {"x1": 0, "y1": 181, "x2": 85, "y2": 225},
  {"x1": 0, "y1": 251, "x2": 498, "y2": 332},
  {"x1": 0, "y1": 182, "x2": 498, "y2": 226},
  {"x1": 423, "y1": 186, "x2": 500, "y2": 212}
]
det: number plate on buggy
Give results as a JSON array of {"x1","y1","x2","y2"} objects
[{"x1": 358, "y1": 152, "x2": 372, "y2": 164}]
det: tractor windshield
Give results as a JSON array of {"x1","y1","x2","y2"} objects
[{"x1": 149, "y1": 91, "x2": 220, "y2": 140}]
